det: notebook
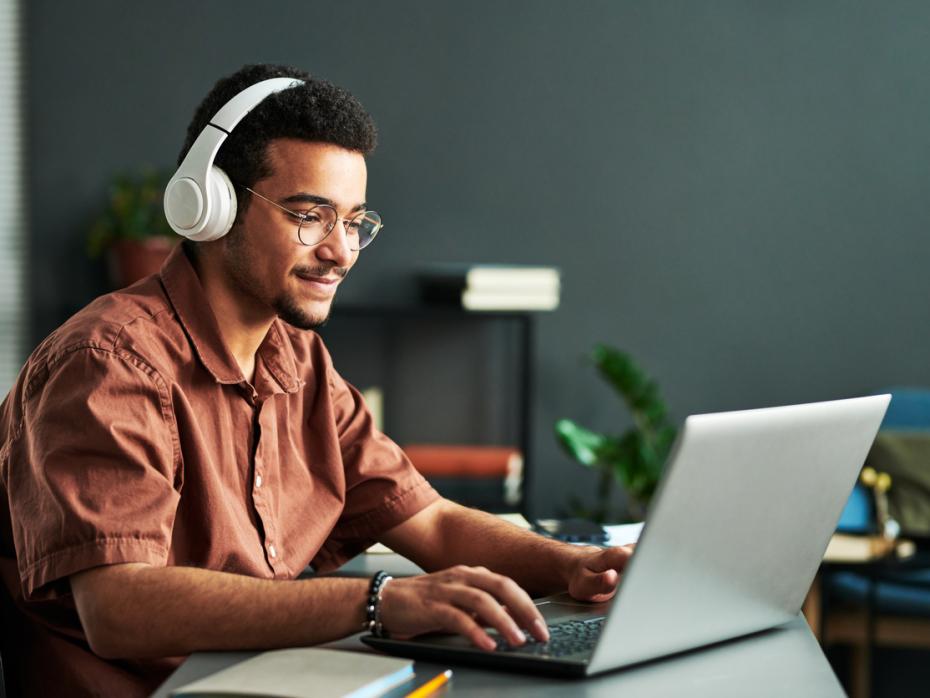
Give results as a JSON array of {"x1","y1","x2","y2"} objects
[
  {"x1": 171, "y1": 647, "x2": 414, "y2": 698},
  {"x1": 365, "y1": 395, "x2": 890, "y2": 677}
]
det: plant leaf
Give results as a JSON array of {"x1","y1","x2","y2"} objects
[
  {"x1": 87, "y1": 169, "x2": 174, "y2": 255},
  {"x1": 557, "y1": 343, "x2": 678, "y2": 521},
  {"x1": 554, "y1": 419, "x2": 607, "y2": 467}
]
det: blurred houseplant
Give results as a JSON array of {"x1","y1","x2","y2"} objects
[
  {"x1": 87, "y1": 169, "x2": 177, "y2": 288},
  {"x1": 555, "y1": 345, "x2": 677, "y2": 523}
]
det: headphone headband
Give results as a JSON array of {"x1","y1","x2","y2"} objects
[{"x1": 164, "y1": 77, "x2": 305, "y2": 242}]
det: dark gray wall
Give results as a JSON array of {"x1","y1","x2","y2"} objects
[{"x1": 26, "y1": 1, "x2": 930, "y2": 517}]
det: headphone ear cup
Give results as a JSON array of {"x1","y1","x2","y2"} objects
[
  {"x1": 164, "y1": 175, "x2": 206, "y2": 238},
  {"x1": 201, "y1": 166, "x2": 238, "y2": 241}
]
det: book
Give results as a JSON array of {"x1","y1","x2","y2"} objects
[
  {"x1": 403, "y1": 444, "x2": 522, "y2": 478},
  {"x1": 420, "y1": 263, "x2": 561, "y2": 293},
  {"x1": 403, "y1": 444, "x2": 523, "y2": 508},
  {"x1": 460, "y1": 288, "x2": 559, "y2": 311},
  {"x1": 171, "y1": 647, "x2": 413, "y2": 698},
  {"x1": 419, "y1": 263, "x2": 561, "y2": 311},
  {"x1": 421, "y1": 284, "x2": 559, "y2": 311}
]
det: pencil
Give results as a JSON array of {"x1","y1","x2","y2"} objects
[{"x1": 403, "y1": 669, "x2": 453, "y2": 698}]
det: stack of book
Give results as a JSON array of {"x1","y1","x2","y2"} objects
[
  {"x1": 403, "y1": 443, "x2": 524, "y2": 509},
  {"x1": 419, "y1": 264, "x2": 561, "y2": 311}
]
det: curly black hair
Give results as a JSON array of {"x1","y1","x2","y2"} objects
[{"x1": 178, "y1": 63, "x2": 377, "y2": 224}]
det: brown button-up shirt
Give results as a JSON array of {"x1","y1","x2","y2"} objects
[{"x1": 0, "y1": 245, "x2": 438, "y2": 697}]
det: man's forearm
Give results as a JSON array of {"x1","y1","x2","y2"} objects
[
  {"x1": 71, "y1": 563, "x2": 368, "y2": 659},
  {"x1": 383, "y1": 500, "x2": 591, "y2": 597}
]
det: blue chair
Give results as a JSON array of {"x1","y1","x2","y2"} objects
[
  {"x1": 836, "y1": 388, "x2": 930, "y2": 534},
  {"x1": 816, "y1": 388, "x2": 930, "y2": 697}
]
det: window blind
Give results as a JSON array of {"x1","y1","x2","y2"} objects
[{"x1": 0, "y1": 0, "x2": 24, "y2": 395}]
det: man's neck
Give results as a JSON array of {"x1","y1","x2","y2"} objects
[{"x1": 187, "y1": 246, "x2": 273, "y2": 384}]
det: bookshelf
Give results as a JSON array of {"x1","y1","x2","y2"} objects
[{"x1": 318, "y1": 304, "x2": 536, "y2": 514}]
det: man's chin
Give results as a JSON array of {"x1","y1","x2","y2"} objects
[{"x1": 274, "y1": 298, "x2": 334, "y2": 330}]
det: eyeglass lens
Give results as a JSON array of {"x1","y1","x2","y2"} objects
[{"x1": 297, "y1": 207, "x2": 382, "y2": 251}]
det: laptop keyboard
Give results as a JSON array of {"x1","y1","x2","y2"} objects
[{"x1": 495, "y1": 617, "x2": 606, "y2": 658}]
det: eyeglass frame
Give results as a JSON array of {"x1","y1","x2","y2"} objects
[{"x1": 241, "y1": 185, "x2": 383, "y2": 250}]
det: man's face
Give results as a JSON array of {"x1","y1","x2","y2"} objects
[{"x1": 222, "y1": 139, "x2": 367, "y2": 329}]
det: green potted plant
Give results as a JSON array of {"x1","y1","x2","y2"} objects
[
  {"x1": 555, "y1": 344, "x2": 677, "y2": 523},
  {"x1": 87, "y1": 169, "x2": 177, "y2": 288}
]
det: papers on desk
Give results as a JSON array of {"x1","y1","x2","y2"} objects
[
  {"x1": 604, "y1": 522, "x2": 644, "y2": 547},
  {"x1": 171, "y1": 647, "x2": 413, "y2": 698}
]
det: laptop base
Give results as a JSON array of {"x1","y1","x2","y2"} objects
[{"x1": 361, "y1": 634, "x2": 590, "y2": 677}]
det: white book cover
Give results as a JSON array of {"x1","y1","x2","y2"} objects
[
  {"x1": 172, "y1": 647, "x2": 413, "y2": 698},
  {"x1": 421, "y1": 264, "x2": 561, "y2": 292},
  {"x1": 461, "y1": 288, "x2": 559, "y2": 311},
  {"x1": 465, "y1": 265, "x2": 561, "y2": 292}
]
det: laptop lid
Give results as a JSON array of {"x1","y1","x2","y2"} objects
[
  {"x1": 586, "y1": 394, "x2": 889, "y2": 673},
  {"x1": 364, "y1": 396, "x2": 888, "y2": 676}
]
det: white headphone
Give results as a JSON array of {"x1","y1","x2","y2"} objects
[{"x1": 164, "y1": 77, "x2": 305, "y2": 242}]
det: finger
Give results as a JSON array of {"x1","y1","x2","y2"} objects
[
  {"x1": 433, "y1": 604, "x2": 497, "y2": 652},
  {"x1": 460, "y1": 568, "x2": 547, "y2": 642},
  {"x1": 582, "y1": 570, "x2": 620, "y2": 596},
  {"x1": 447, "y1": 585, "x2": 526, "y2": 646},
  {"x1": 569, "y1": 568, "x2": 621, "y2": 603},
  {"x1": 583, "y1": 546, "x2": 633, "y2": 574}
]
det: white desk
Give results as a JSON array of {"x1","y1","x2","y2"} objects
[
  {"x1": 152, "y1": 614, "x2": 843, "y2": 697},
  {"x1": 152, "y1": 553, "x2": 844, "y2": 697}
]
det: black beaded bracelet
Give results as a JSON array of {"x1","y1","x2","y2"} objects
[{"x1": 365, "y1": 570, "x2": 393, "y2": 637}]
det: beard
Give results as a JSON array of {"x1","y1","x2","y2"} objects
[
  {"x1": 223, "y1": 227, "x2": 346, "y2": 331},
  {"x1": 272, "y1": 292, "x2": 332, "y2": 330}
]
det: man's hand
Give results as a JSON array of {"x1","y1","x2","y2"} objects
[
  {"x1": 566, "y1": 545, "x2": 635, "y2": 603},
  {"x1": 378, "y1": 565, "x2": 550, "y2": 651}
]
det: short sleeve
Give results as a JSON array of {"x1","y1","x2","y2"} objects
[
  {"x1": 312, "y1": 365, "x2": 439, "y2": 570},
  {"x1": 5, "y1": 346, "x2": 180, "y2": 600}
]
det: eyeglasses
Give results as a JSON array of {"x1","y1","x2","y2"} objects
[{"x1": 244, "y1": 186, "x2": 383, "y2": 251}]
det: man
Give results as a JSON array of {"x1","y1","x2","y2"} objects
[{"x1": 0, "y1": 64, "x2": 632, "y2": 697}]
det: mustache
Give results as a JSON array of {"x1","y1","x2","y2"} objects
[{"x1": 293, "y1": 264, "x2": 348, "y2": 279}]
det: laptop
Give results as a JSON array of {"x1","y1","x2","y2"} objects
[{"x1": 363, "y1": 395, "x2": 890, "y2": 676}]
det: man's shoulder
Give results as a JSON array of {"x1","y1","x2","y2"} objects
[{"x1": 30, "y1": 276, "x2": 185, "y2": 376}]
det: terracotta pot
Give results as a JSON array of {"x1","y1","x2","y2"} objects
[{"x1": 106, "y1": 237, "x2": 178, "y2": 289}]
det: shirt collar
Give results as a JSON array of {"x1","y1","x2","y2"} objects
[{"x1": 159, "y1": 244, "x2": 301, "y2": 395}]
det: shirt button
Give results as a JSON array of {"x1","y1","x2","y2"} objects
[
  {"x1": 269, "y1": 544, "x2": 277, "y2": 559},
  {"x1": 255, "y1": 474, "x2": 263, "y2": 488}
]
